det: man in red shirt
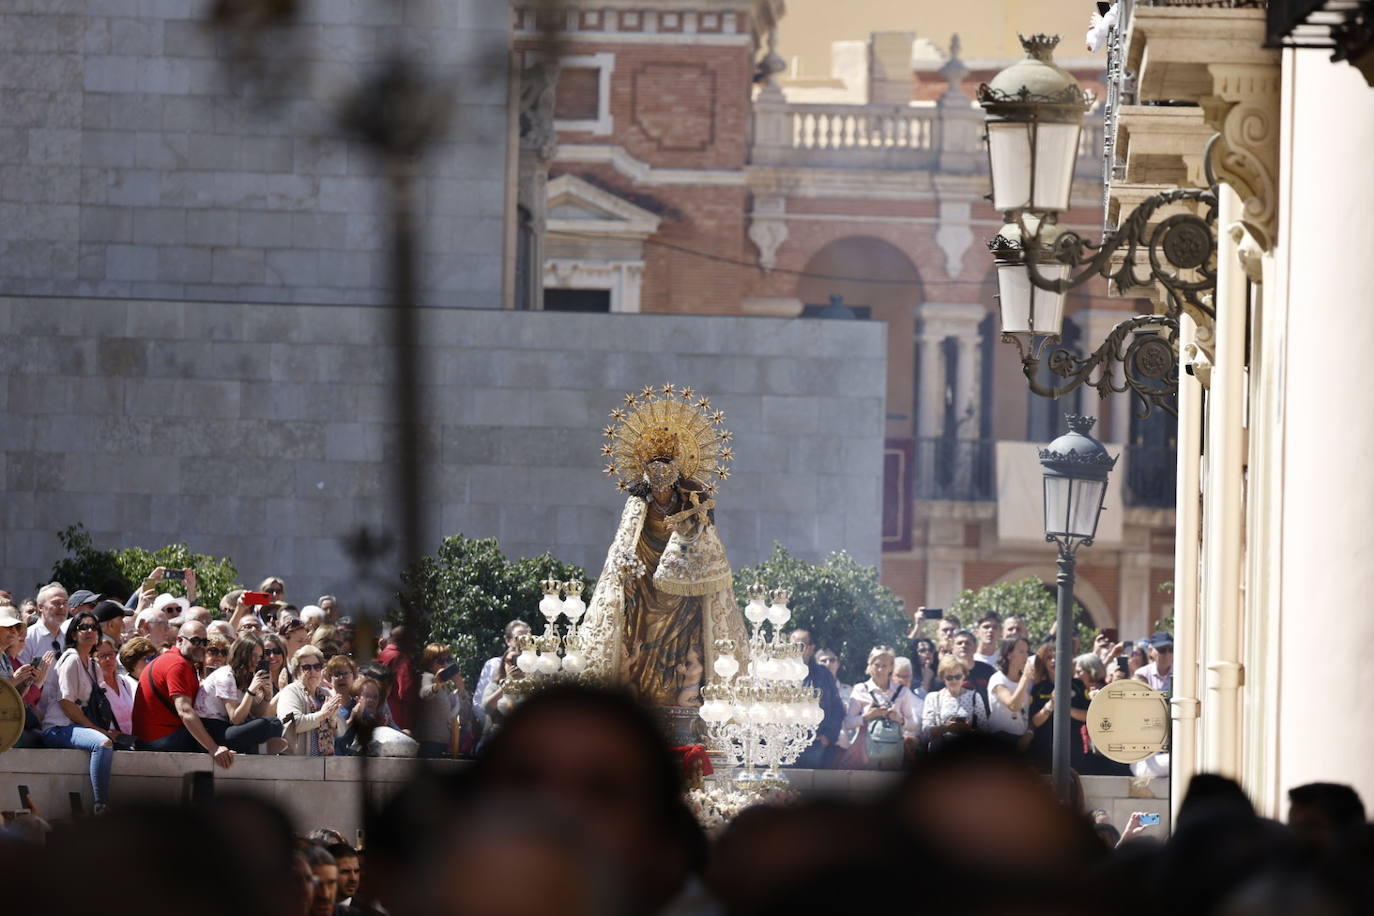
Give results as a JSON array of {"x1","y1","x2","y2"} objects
[
  {"x1": 132, "y1": 620, "x2": 234, "y2": 768},
  {"x1": 376, "y1": 626, "x2": 418, "y2": 732}
]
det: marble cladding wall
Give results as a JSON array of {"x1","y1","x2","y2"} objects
[
  {"x1": 0, "y1": 749, "x2": 1171, "y2": 838},
  {"x1": 0, "y1": 299, "x2": 887, "y2": 601},
  {"x1": 0, "y1": 2, "x2": 509, "y2": 306}
]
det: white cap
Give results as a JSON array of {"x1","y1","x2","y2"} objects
[
  {"x1": 0, "y1": 606, "x2": 23, "y2": 628},
  {"x1": 151, "y1": 593, "x2": 190, "y2": 615}
]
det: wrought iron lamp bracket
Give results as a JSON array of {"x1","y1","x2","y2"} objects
[
  {"x1": 1000, "y1": 135, "x2": 1223, "y2": 420},
  {"x1": 1004, "y1": 313, "x2": 1180, "y2": 420}
]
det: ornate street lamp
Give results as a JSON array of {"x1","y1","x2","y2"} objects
[
  {"x1": 1039, "y1": 414, "x2": 1117, "y2": 800},
  {"x1": 979, "y1": 35, "x2": 1219, "y2": 419}
]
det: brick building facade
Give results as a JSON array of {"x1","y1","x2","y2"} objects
[{"x1": 516, "y1": 1, "x2": 1175, "y2": 638}]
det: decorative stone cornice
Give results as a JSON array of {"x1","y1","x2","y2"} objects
[{"x1": 1125, "y1": 5, "x2": 1280, "y2": 251}]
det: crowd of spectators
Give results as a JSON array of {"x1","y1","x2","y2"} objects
[
  {"x1": 784, "y1": 606, "x2": 1175, "y2": 775},
  {"x1": 0, "y1": 575, "x2": 473, "y2": 811},
  {"x1": 3, "y1": 576, "x2": 1182, "y2": 807},
  {"x1": 1, "y1": 684, "x2": 1368, "y2": 916}
]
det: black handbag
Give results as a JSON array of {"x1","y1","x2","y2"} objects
[{"x1": 78, "y1": 658, "x2": 117, "y2": 732}]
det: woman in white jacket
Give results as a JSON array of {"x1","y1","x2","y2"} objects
[{"x1": 277, "y1": 645, "x2": 340, "y2": 756}]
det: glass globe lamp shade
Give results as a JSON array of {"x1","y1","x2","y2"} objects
[
  {"x1": 1040, "y1": 414, "x2": 1117, "y2": 544},
  {"x1": 977, "y1": 35, "x2": 1090, "y2": 215},
  {"x1": 714, "y1": 654, "x2": 739, "y2": 680},
  {"x1": 765, "y1": 602, "x2": 790, "y2": 628},
  {"x1": 561, "y1": 594, "x2": 586, "y2": 620},
  {"x1": 991, "y1": 218, "x2": 1069, "y2": 338},
  {"x1": 538, "y1": 593, "x2": 562, "y2": 622},
  {"x1": 744, "y1": 597, "x2": 769, "y2": 626},
  {"x1": 516, "y1": 649, "x2": 538, "y2": 674},
  {"x1": 562, "y1": 651, "x2": 584, "y2": 674}
]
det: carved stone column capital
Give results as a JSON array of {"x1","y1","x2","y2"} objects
[{"x1": 1203, "y1": 62, "x2": 1280, "y2": 251}]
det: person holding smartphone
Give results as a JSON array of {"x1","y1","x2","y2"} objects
[
  {"x1": 416, "y1": 643, "x2": 467, "y2": 758},
  {"x1": 193, "y1": 634, "x2": 287, "y2": 754},
  {"x1": 0, "y1": 604, "x2": 52, "y2": 747},
  {"x1": 39, "y1": 611, "x2": 120, "y2": 813}
]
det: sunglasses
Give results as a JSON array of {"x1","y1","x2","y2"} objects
[
  {"x1": 182, "y1": 637, "x2": 209, "y2": 647},
  {"x1": 298, "y1": 662, "x2": 323, "y2": 672},
  {"x1": 75, "y1": 623, "x2": 100, "y2": 632},
  {"x1": 266, "y1": 587, "x2": 283, "y2": 595},
  {"x1": 207, "y1": 647, "x2": 226, "y2": 656},
  {"x1": 265, "y1": 648, "x2": 284, "y2": 657}
]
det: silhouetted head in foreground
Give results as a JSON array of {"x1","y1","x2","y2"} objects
[{"x1": 469, "y1": 684, "x2": 702, "y2": 916}]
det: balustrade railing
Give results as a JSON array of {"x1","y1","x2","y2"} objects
[
  {"x1": 787, "y1": 103, "x2": 936, "y2": 152},
  {"x1": 753, "y1": 99, "x2": 1104, "y2": 174}
]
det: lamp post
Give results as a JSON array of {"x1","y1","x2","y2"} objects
[
  {"x1": 978, "y1": 35, "x2": 1218, "y2": 420},
  {"x1": 1039, "y1": 414, "x2": 1117, "y2": 800}
]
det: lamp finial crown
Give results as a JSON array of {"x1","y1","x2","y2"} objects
[
  {"x1": 1018, "y1": 33, "x2": 1061, "y2": 62},
  {"x1": 1065, "y1": 414, "x2": 1097, "y2": 435}
]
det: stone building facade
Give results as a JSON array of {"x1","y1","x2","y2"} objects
[
  {"x1": 0, "y1": 2, "x2": 889, "y2": 601},
  {"x1": 1114, "y1": 0, "x2": 1374, "y2": 814},
  {"x1": 519, "y1": 1, "x2": 1176, "y2": 635},
  {"x1": 0, "y1": 1, "x2": 509, "y2": 307}
]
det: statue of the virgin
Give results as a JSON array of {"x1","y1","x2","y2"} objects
[{"x1": 579, "y1": 385, "x2": 749, "y2": 708}]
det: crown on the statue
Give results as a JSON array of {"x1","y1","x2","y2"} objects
[
  {"x1": 747, "y1": 582, "x2": 768, "y2": 601},
  {"x1": 563, "y1": 579, "x2": 584, "y2": 597},
  {"x1": 639, "y1": 426, "x2": 680, "y2": 463},
  {"x1": 541, "y1": 577, "x2": 562, "y2": 595}
]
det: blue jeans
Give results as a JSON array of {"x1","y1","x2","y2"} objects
[{"x1": 42, "y1": 725, "x2": 114, "y2": 807}]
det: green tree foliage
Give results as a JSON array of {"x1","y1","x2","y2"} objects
[
  {"x1": 733, "y1": 544, "x2": 907, "y2": 686},
  {"x1": 48, "y1": 525, "x2": 132, "y2": 599},
  {"x1": 948, "y1": 576, "x2": 1096, "y2": 649},
  {"x1": 116, "y1": 542, "x2": 240, "y2": 611},
  {"x1": 48, "y1": 524, "x2": 241, "y2": 610},
  {"x1": 401, "y1": 535, "x2": 592, "y2": 685}
]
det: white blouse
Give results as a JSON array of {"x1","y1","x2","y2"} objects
[
  {"x1": 194, "y1": 665, "x2": 243, "y2": 721},
  {"x1": 921, "y1": 687, "x2": 989, "y2": 733},
  {"x1": 986, "y1": 670, "x2": 1029, "y2": 736},
  {"x1": 846, "y1": 678, "x2": 922, "y2": 740},
  {"x1": 104, "y1": 673, "x2": 138, "y2": 734}
]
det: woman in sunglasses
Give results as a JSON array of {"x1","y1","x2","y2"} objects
[
  {"x1": 202, "y1": 634, "x2": 231, "y2": 675},
  {"x1": 262, "y1": 633, "x2": 289, "y2": 698},
  {"x1": 194, "y1": 634, "x2": 286, "y2": 754},
  {"x1": 117, "y1": 636, "x2": 159, "y2": 681},
  {"x1": 39, "y1": 610, "x2": 118, "y2": 813},
  {"x1": 277, "y1": 645, "x2": 341, "y2": 756},
  {"x1": 95, "y1": 636, "x2": 137, "y2": 735}
]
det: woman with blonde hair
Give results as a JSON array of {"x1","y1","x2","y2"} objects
[
  {"x1": 258, "y1": 576, "x2": 287, "y2": 604},
  {"x1": 276, "y1": 645, "x2": 341, "y2": 756},
  {"x1": 841, "y1": 645, "x2": 921, "y2": 769}
]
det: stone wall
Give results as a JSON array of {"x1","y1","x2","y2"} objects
[
  {"x1": 0, "y1": 2, "x2": 509, "y2": 306},
  {"x1": 1, "y1": 298, "x2": 887, "y2": 600},
  {"x1": 0, "y1": 748, "x2": 1172, "y2": 838}
]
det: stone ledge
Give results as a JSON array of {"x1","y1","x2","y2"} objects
[
  {"x1": 1127, "y1": 7, "x2": 1271, "y2": 103},
  {"x1": 1, "y1": 752, "x2": 1170, "y2": 833}
]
